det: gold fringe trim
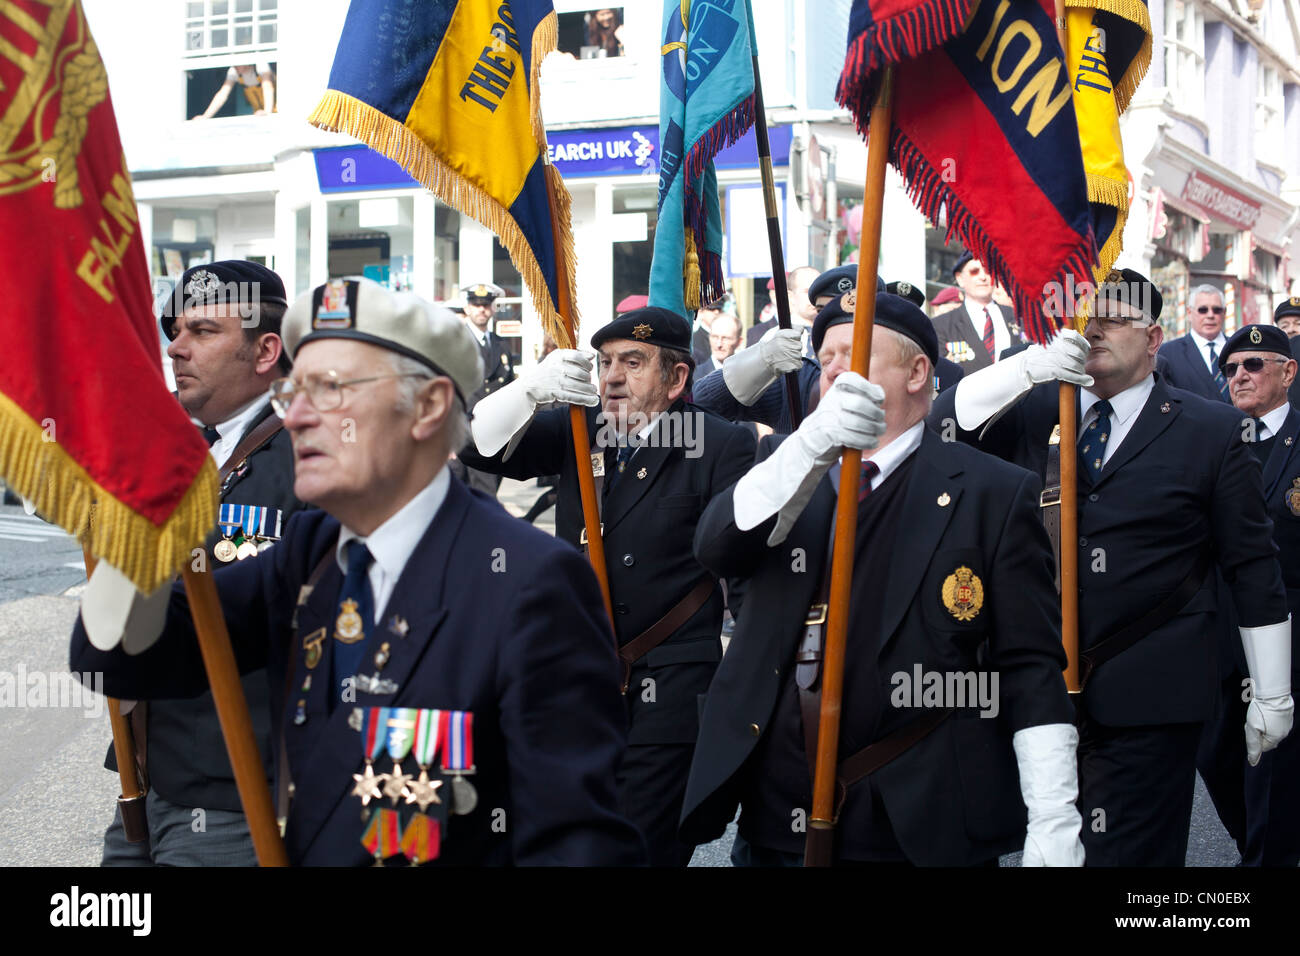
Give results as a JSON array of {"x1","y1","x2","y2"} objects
[
  {"x1": 1087, "y1": 172, "x2": 1129, "y2": 210},
  {"x1": 1063, "y1": 0, "x2": 1152, "y2": 115},
  {"x1": 308, "y1": 88, "x2": 576, "y2": 346},
  {"x1": 542, "y1": 163, "x2": 580, "y2": 349},
  {"x1": 0, "y1": 390, "x2": 218, "y2": 593},
  {"x1": 529, "y1": 12, "x2": 556, "y2": 147},
  {"x1": 683, "y1": 228, "x2": 701, "y2": 312}
]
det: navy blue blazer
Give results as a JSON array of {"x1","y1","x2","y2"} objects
[
  {"x1": 1262, "y1": 406, "x2": 1300, "y2": 681},
  {"x1": 71, "y1": 475, "x2": 645, "y2": 866},
  {"x1": 931, "y1": 376, "x2": 1288, "y2": 726},
  {"x1": 681, "y1": 428, "x2": 1072, "y2": 864},
  {"x1": 1158, "y1": 333, "x2": 1231, "y2": 404}
]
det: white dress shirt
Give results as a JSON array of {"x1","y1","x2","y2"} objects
[
  {"x1": 963, "y1": 298, "x2": 1011, "y2": 361},
  {"x1": 1080, "y1": 374, "x2": 1155, "y2": 470},
  {"x1": 1258, "y1": 402, "x2": 1290, "y2": 442},
  {"x1": 203, "y1": 394, "x2": 272, "y2": 469},
  {"x1": 335, "y1": 467, "x2": 451, "y2": 622},
  {"x1": 1189, "y1": 329, "x2": 1228, "y2": 376},
  {"x1": 830, "y1": 419, "x2": 925, "y2": 493}
]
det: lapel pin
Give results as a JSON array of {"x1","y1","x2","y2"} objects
[
  {"x1": 937, "y1": 492, "x2": 951, "y2": 507},
  {"x1": 388, "y1": 615, "x2": 409, "y2": 638},
  {"x1": 374, "y1": 642, "x2": 391, "y2": 671},
  {"x1": 637, "y1": 467, "x2": 647, "y2": 480},
  {"x1": 1160, "y1": 402, "x2": 1171, "y2": 413},
  {"x1": 1286, "y1": 436, "x2": 1293, "y2": 446},
  {"x1": 348, "y1": 708, "x2": 363, "y2": 732},
  {"x1": 293, "y1": 699, "x2": 307, "y2": 726}
]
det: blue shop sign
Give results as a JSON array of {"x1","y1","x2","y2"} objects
[{"x1": 315, "y1": 124, "x2": 791, "y2": 191}]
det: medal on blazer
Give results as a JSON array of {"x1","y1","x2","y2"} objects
[
  {"x1": 352, "y1": 707, "x2": 390, "y2": 808},
  {"x1": 440, "y1": 710, "x2": 478, "y2": 815},
  {"x1": 399, "y1": 811, "x2": 441, "y2": 866},
  {"x1": 215, "y1": 503, "x2": 244, "y2": 562},
  {"x1": 1287, "y1": 478, "x2": 1300, "y2": 517},
  {"x1": 406, "y1": 708, "x2": 444, "y2": 811},
  {"x1": 941, "y1": 566, "x2": 984, "y2": 622},
  {"x1": 361, "y1": 806, "x2": 401, "y2": 867},
  {"x1": 302, "y1": 627, "x2": 326, "y2": 671},
  {"x1": 336, "y1": 598, "x2": 364, "y2": 644},
  {"x1": 382, "y1": 708, "x2": 417, "y2": 805}
]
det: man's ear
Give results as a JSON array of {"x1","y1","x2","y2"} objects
[
  {"x1": 666, "y1": 362, "x2": 691, "y2": 401},
  {"x1": 255, "y1": 334, "x2": 284, "y2": 376},
  {"x1": 906, "y1": 355, "x2": 931, "y2": 395},
  {"x1": 412, "y1": 377, "x2": 454, "y2": 442}
]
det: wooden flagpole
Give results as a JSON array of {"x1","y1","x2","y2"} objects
[
  {"x1": 1054, "y1": 0, "x2": 1081, "y2": 692},
  {"x1": 181, "y1": 565, "x2": 289, "y2": 866},
  {"x1": 804, "y1": 67, "x2": 894, "y2": 867},
  {"x1": 751, "y1": 52, "x2": 804, "y2": 429},
  {"x1": 543, "y1": 164, "x2": 615, "y2": 626}
]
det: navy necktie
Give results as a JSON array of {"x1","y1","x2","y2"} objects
[
  {"x1": 200, "y1": 425, "x2": 221, "y2": 447},
  {"x1": 1208, "y1": 343, "x2": 1229, "y2": 400},
  {"x1": 331, "y1": 541, "x2": 374, "y2": 709},
  {"x1": 858, "y1": 459, "x2": 880, "y2": 503},
  {"x1": 604, "y1": 445, "x2": 635, "y2": 495},
  {"x1": 1079, "y1": 399, "x2": 1113, "y2": 480}
]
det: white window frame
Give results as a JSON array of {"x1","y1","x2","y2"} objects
[
  {"x1": 183, "y1": 0, "x2": 278, "y2": 60},
  {"x1": 1255, "y1": 61, "x2": 1285, "y2": 171},
  {"x1": 1165, "y1": 0, "x2": 1206, "y2": 119}
]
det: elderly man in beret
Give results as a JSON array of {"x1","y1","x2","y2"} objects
[
  {"x1": 1197, "y1": 323, "x2": 1300, "y2": 866},
  {"x1": 93, "y1": 260, "x2": 306, "y2": 867},
  {"x1": 72, "y1": 278, "x2": 643, "y2": 866},
  {"x1": 462, "y1": 306, "x2": 755, "y2": 865},
  {"x1": 933, "y1": 268, "x2": 1292, "y2": 866},
  {"x1": 681, "y1": 292, "x2": 1081, "y2": 867}
]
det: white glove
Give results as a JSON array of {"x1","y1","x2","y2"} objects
[
  {"x1": 953, "y1": 329, "x2": 1094, "y2": 432},
  {"x1": 81, "y1": 560, "x2": 170, "y2": 654},
  {"x1": 1240, "y1": 618, "x2": 1293, "y2": 766},
  {"x1": 722, "y1": 326, "x2": 803, "y2": 405},
  {"x1": 733, "y1": 372, "x2": 885, "y2": 545},
  {"x1": 1013, "y1": 723, "x2": 1085, "y2": 867},
  {"x1": 470, "y1": 348, "x2": 598, "y2": 458}
]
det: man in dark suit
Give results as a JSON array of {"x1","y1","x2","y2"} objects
[
  {"x1": 72, "y1": 278, "x2": 643, "y2": 866},
  {"x1": 681, "y1": 292, "x2": 1082, "y2": 866},
  {"x1": 930, "y1": 250, "x2": 1025, "y2": 372},
  {"x1": 1158, "y1": 283, "x2": 1231, "y2": 403},
  {"x1": 931, "y1": 269, "x2": 1293, "y2": 865},
  {"x1": 90, "y1": 260, "x2": 305, "y2": 867},
  {"x1": 461, "y1": 307, "x2": 755, "y2": 865},
  {"x1": 1273, "y1": 298, "x2": 1300, "y2": 409},
  {"x1": 452, "y1": 282, "x2": 516, "y2": 497},
  {"x1": 692, "y1": 295, "x2": 728, "y2": 367},
  {"x1": 1197, "y1": 323, "x2": 1300, "y2": 866},
  {"x1": 695, "y1": 311, "x2": 742, "y2": 377}
]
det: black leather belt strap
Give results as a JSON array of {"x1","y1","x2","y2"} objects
[
  {"x1": 1078, "y1": 554, "x2": 1211, "y2": 691},
  {"x1": 833, "y1": 708, "x2": 953, "y2": 819},
  {"x1": 1040, "y1": 423, "x2": 1063, "y2": 593},
  {"x1": 617, "y1": 576, "x2": 714, "y2": 694}
]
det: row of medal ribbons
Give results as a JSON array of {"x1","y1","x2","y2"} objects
[{"x1": 215, "y1": 503, "x2": 283, "y2": 562}]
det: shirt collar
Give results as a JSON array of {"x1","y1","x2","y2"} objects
[
  {"x1": 1082, "y1": 373, "x2": 1154, "y2": 427},
  {"x1": 1259, "y1": 402, "x2": 1290, "y2": 439},
  {"x1": 1189, "y1": 328, "x2": 1226, "y2": 351},
  {"x1": 336, "y1": 467, "x2": 451, "y2": 578},
  {"x1": 209, "y1": 394, "x2": 269, "y2": 442},
  {"x1": 963, "y1": 298, "x2": 994, "y2": 322},
  {"x1": 865, "y1": 419, "x2": 925, "y2": 483}
]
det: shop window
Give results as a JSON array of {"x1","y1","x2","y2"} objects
[
  {"x1": 187, "y1": 62, "x2": 277, "y2": 119},
  {"x1": 1164, "y1": 0, "x2": 1204, "y2": 118},
  {"x1": 557, "y1": 8, "x2": 624, "y2": 59},
  {"x1": 325, "y1": 196, "x2": 414, "y2": 288},
  {"x1": 1255, "y1": 62, "x2": 1284, "y2": 170},
  {"x1": 185, "y1": 0, "x2": 278, "y2": 54}
]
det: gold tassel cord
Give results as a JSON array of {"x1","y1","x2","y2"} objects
[
  {"x1": 308, "y1": 89, "x2": 574, "y2": 351},
  {"x1": 1062, "y1": 0, "x2": 1152, "y2": 114},
  {"x1": 0, "y1": 391, "x2": 218, "y2": 594},
  {"x1": 683, "y1": 227, "x2": 701, "y2": 312}
]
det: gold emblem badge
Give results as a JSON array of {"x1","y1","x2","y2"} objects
[
  {"x1": 1287, "y1": 478, "x2": 1300, "y2": 517},
  {"x1": 302, "y1": 627, "x2": 326, "y2": 670},
  {"x1": 1249, "y1": 326, "x2": 1263, "y2": 345},
  {"x1": 1290, "y1": 297, "x2": 1300, "y2": 307},
  {"x1": 1105, "y1": 268, "x2": 1123, "y2": 283},
  {"x1": 632, "y1": 323, "x2": 653, "y2": 340},
  {"x1": 213, "y1": 538, "x2": 238, "y2": 563},
  {"x1": 335, "y1": 599, "x2": 364, "y2": 643},
  {"x1": 636, "y1": 467, "x2": 647, "y2": 480},
  {"x1": 841, "y1": 290, "x2": 856, "y2": 311},
  {"x1": 941, "y1": 566, "x2": 984, "y2": 622}
]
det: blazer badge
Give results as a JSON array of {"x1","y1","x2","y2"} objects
[
  {"x1": 1287, "y1": 478, "x2": 1300, "y2": 517},
  {"x1": 941, "y1": 566, "x2": 984, "y2": 622}
]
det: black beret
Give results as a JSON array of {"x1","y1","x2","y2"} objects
[
  {"x1": 591, "y1": 306, "x2": 695, "y2": 367},
  {"x1": 1218, "y1": 324, "x2": 1293, "y2": 369},
  {"x1": 1274, "y1": 296, "x2": 1300, "y2": 324},
  {"x1": 1095, "y1": 267, "x2": 1162, "y2": 322},
  {"x1": 886, "y1": 280, "x2": 926, "y2": 309},
  {"x1": 952, "y1": 250, "x2": 974, "y2": 276},
  {"x1": 808, "y1": 265, "x2": 883, "y2": 305},
  {"x1": 811, "y1": 292, "x2": 939, "y2": 367},
  {"x1": 161, "y1": 260, "x2": 288, "y2": 340}
]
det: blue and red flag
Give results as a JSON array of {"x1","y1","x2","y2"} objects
[
  {"x1": 309, "y1": 0, "x2": 578, "y2": 343},
  {"x1": 649, "y1": 0, "x2": 757, "y2": 316},
  {"x1": 839, "y1": 0, "x2": 1098, "y2": 343}
]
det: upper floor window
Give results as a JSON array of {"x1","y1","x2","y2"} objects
[
  {"x1": 1164, "y1": 0, "x2": 1205, "y2": 118},
  {"x1": 556, "y1": 7, "x2": 624, "y2": 59},
  {"x1": 185, "y1": 0, "x2": 278, "y2": 56},
  {"x1": 1255, "y1": 61, "x2": 1284, "y2": 170}
]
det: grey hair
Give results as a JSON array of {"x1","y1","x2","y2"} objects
[
  {"x1": 878, "y1": 326, "x2": 934, "y2": 406},
  {"x1": 384, "y1": 351, "x2": 470, "y2": 454},
  {"x1": 1190, "y1": 283, "x2": 1224, "y2": 306}
]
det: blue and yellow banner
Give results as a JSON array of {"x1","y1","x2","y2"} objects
[
  {"x1": 1065, "y1": 0, "x2": 1152, "y2": 327},
  {"x1": 309, "y1": 0, "x2": 577, "y2": 343},
  {"x1": 649, "y1": 0, "x2": 757, "y2": 316}
]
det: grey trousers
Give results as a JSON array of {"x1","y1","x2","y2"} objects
[{"x1": 102, "y1": 790, "x2": 258, "y2": 867}]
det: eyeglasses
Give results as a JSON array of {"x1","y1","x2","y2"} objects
[
  {"x1": 1196, "y1": 305, "x2": 1226, "y2": 315},
  {"x1": 1084, "y1": 314, "x2": 1152, "y2": 332},
  {"x1": 1222, "y1": 357, "x2": 1289, "y2": 377},
  {"x1": 268, "y1": 370, "x2": 428, "y2": 417}
]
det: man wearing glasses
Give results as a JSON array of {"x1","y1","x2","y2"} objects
[
  {"x1": 1198, "y1": 323, "x2": 1300, "y2": 866},
  {"x1": 1159, "y1": 283, "x2": 1232, "y2": 403},
  {"x1": 932, "y1": 268, "x2": 1292, "y2": 865},
  {"x1": 72, "y1": 278, "x2": 644, "y2": 866}
]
